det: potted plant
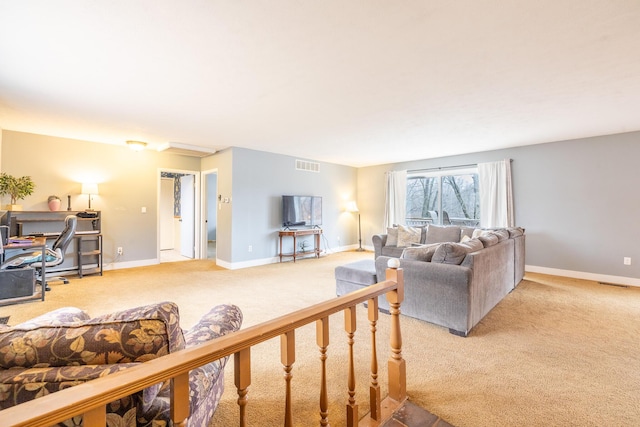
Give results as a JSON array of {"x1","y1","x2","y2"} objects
[{"x1": 0, "y1": 173, "x2": 36, "y2": 210}]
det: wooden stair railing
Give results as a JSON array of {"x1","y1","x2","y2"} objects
[{"x1": 0, "y1": 266, "x2": 405, "y2": 427}]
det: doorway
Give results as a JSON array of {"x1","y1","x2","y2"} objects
[{"x1": 158, "y1": 170, "x2": 200, "y2": 263}]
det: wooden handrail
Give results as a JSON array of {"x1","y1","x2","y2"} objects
[{"x1": 0, "y1": 268, "x2": 405, "y2": 427}]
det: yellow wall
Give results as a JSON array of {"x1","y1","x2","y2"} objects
[{"x1": 1, "y1": 130, "x2": 201, "y2": 267}]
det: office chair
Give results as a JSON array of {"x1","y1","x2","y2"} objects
[{"x1": 1, "y1": 215, "x2": 77, "y2": 290}]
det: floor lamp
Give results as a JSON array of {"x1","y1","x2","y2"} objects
[{"x1": 346, "y1": 201, "x2": 364, "y2": 252}]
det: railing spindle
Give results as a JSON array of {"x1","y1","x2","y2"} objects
[
  {"x1": 281, "y1": 330, "x2": 296, "y2": 427},
  {"x1": 234, "y1": 348, "x2": 251, "y2": 427},
  {"x1": 171, "y1": 372, "x2": 190, "y2": 426},
  {"x1": 344, "y1": 305, "x2": 358, "y2": 427},
  {"x1": 1, "y1": 274, "x2": 404, "y2": 427},
  {"x1": 82, "y1": 406, "x2": 106, "y2": 426},
  {"x1": 368, "y1": 297, "x2": 381, "y2": 421},
  {"x1": 385, "y1": 266, "x2": 406, "y2": 402},
  {"x1": 317, "y1": 316, "x2": 330, "y2": 426}
]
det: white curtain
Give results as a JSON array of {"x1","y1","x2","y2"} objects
[
  {"x1": 384, "y1": 170, "x2": 407, "y2": 228},
  {"x1": 478, "y1": 159, "x2": 514, "y2": 228}
]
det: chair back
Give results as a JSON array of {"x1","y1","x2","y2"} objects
[
  {"x1": 52, "y1": 215, "x2": 77, "y2": 254},
  {"x1": 442, "y1": 211, "x2": 451, "y2": 225}
]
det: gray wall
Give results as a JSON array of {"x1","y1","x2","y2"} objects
[
  {"x1": 358, "y1": 131, "x2": 640, "y2": 283},
  {"x1": 226, "y1": 147, "x2": 358, "y2": 266},
  {"x1": 4, "y1": 128, "x2": 637, "y2": 283}
]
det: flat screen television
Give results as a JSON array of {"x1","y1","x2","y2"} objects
[{"x1": 282, "y1": 195, "x2": 322, "y2": 228}]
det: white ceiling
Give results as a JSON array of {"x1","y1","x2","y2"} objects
[{"x1": 1, "y1": 1, "x2": 639, "y2": 167}]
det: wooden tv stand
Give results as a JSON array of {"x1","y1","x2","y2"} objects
[{"x1": 278, "y1": 228, "x2": 322, "y2": 262}]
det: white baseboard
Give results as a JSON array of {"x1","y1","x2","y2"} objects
[
  {"x1": 217, "y1": 257, "x2": 279, "y2": 270},
  {"x1": 526, "y1": 265, "x2": 640, "y2": 287},
  {"x1": 104, "y1": 259, "x2": 159, "y2": 271},
  {"x1": 219, "y1": 246, "x2": 369, "y2": 270}
]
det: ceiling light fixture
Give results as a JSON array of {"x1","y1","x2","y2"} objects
[{"x1": 126, "y1": 140, "x2": 147, "y2": 151}]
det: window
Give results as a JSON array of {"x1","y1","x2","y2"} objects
[{"x1": 406, "y1": 168, "x2": 480, "y2": 226}]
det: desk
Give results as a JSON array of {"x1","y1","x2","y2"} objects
[
  {"x1": 279, "y1": 228, "x2": 322, "y2": 262},
  {"x1": 0, "y1": 237, "x2": 47, "y2": 306}
]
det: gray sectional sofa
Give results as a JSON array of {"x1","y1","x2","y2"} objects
[{"x1": 354, "y1": 225, "x2": 525, "y2": 336}]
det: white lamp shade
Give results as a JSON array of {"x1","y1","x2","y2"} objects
[
  {"x1": 345, "y1": 201, "x2": 359, "y2": 213},
  {"x1": 82, "y1": 183, "x2": 99, "y2": 195}
]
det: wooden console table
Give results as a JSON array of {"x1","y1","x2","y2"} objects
[{"x1": 278, "y1": 228, "x2": 322, "y2": 262}]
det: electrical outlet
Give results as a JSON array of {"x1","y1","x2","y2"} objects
[
  {"x1": 623, "y1": 257, "x2": 631, "y2": 265},
  {"x1": 248, "y1": 245, "x2": 252, "y2": 252},
  {"x1": 117, "y1": 247, "x2": 123, "y2": 255},
  {"x1": 337, "y1": 236, "x2": 341, "y2": 244}
]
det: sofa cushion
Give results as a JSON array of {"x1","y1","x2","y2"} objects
[
  {"x1": 0, "y1": 302, "x2": 186, "y2": 370},
  {"x1": 493, "y1": 229, "x2": 510, "y2": 241},
  {"x1": 460, "y1": 226, "x2": 477, "y2": 240},
  {"x1": 400, "y1": 243, "x2": 440, "y2": 262},
  {"x1": 432, "y1": 238, "x2": 483, "y2": 265},
  {"x1": 478, "y1": 232, "x2": 500, "y2": 247},
  {"x1": 11, "y1": 307, "x2": 90, "y2": 328},
  {"x1": 385, "y1": 227, "x2": 398, "y2": 246},
  {"x1": 425, "y1": 225, "x2": 461, "y2": 244},
  {"x1": 507, "y1": 227, "x2": 524, "y2": 237},
  {"x1": 380, "y1": 245, "x2": 406, "y2": 258},
  {"x1": 397, "y1": 225, "x2": 421, "y2": 247}
]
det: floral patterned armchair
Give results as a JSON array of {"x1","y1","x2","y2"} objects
[{"x1": 0, "y1": 301, "x2": 243, "y2": 426}]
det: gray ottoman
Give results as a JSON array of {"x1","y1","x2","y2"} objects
[{"x1": 335, "y1": 259, "x2": 377, "y2": 297}]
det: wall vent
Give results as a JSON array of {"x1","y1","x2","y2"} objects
[{"x1": 296, "y1": 159, "x2": 320, "y2": 173}]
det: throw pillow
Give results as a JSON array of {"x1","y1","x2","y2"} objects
[
  {"x1": 431, "y1": 238, "x2": 483, "y2": 265},
  {"x1": 400, "y1": 243, "x2": 440, "y2": 262},
  {"x1": 461, "y1": 237, "x2": 484, "y2": 253},
  {"x1": 385, "y1": 227, "x2": 398, "y2": 246},
  {"x1": 431, "y1": 242, "x2": 469, "y2": 265},
  {"x1": 0, "y1": 302, "x2": 185, "y2": 370},
  {"x1": 425, "y1": 225, "x2": 462, "y2": 244},
  {"x1": 472, "y1": 228, "x2": 489, "y2": 239},
  {"x1": 397, "y1": 225, "x2": 421, "y2": 247},
  {"x1": 460, "y1": 226, "x2": 476, "y2": 240},
  {"x1": 507, "y1": 227, "x2": 524, "y2": 237},
  {"x1": 478, "y1": 232, "x2": 500, "y2": 247}
]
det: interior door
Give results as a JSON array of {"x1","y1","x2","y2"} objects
[
  {"x1": 180, "y1": 175, "x2": 195, "y2": 258},
  {"x1": 205, "y1": 172, "x2": 217, "y2": 260}
]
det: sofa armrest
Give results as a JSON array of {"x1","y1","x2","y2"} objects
[
  {"x1": 372, "y1": 234, "x2": 387, "y2": 259},
  {"x1": 184, "y1": 304, "x2": 243, "y2": 348}
]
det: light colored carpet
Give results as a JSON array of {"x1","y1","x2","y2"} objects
[{"x1": 1, "y1": 252, "x2": 639, "y2": 426}]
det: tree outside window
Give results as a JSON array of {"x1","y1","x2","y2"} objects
[{"x1": 406, "y1": 170, "x2": 479, "y2": 226}]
